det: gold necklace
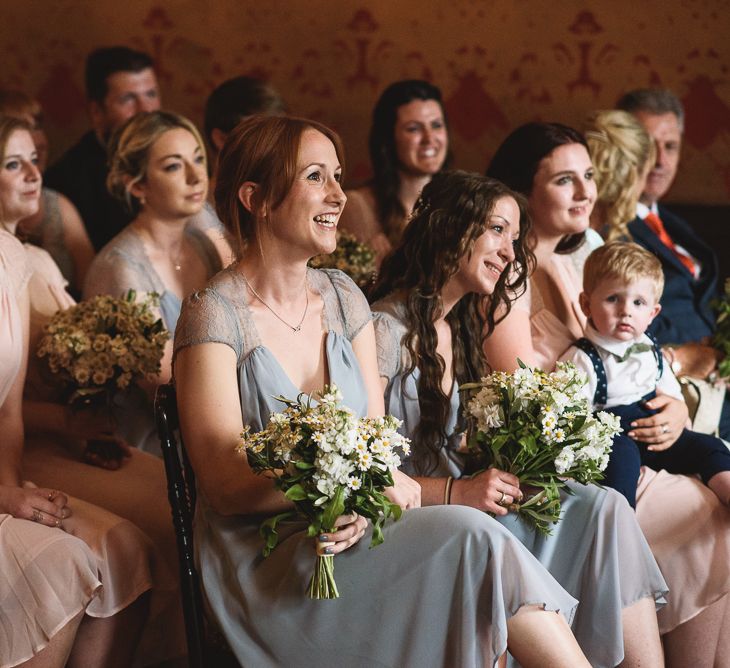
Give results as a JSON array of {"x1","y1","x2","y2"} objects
[
  {"x1": 243, "y1": 274, "x2": 309, "y2": 333},
  {"x1": 134, "y1": 224, "x2": 184, "y2": 271}
]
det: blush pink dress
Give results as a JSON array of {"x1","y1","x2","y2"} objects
[
  {"x1": 0, "y1": 230, "x2": 100, "y2": 668},
  {"x1": 20, "y1": 243, "x2": 185, "y2": 664},
  {"x1": 511, "y1": 243, "x2": 730, "y2": 633}
]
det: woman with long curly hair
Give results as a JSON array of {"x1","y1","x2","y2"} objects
[{"x1": 371, "y1": 169, "x2": 667, "y2": 668}]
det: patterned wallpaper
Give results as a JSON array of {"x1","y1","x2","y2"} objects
[{"x1": 2, "y1": 0, "x2": 729, "y2": 203}]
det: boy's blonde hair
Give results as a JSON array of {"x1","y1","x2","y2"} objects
[{"x1": 583, "y1": 241, "x2": 664, "y2": 301}]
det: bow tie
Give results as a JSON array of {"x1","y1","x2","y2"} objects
[{"x1": 613, "y1": 342, "x2": 653, "y2": 362}]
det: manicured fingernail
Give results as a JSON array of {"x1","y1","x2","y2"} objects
[
  {"x1": 628, "y1": 432, "x2": 635, "y2": 438},
  {"x1": 324, "y1": 547, "x2": 334, "y2": 554},
  {"x1": 319, "y1": 535, "x2": 329, "y2": 542},
  {"x1": 630, "y1": 422, "x2": 637, "y2": 427}
]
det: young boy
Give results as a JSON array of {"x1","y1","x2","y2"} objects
[{"x1": 560, "y1": 241, "x2": 730, "y2": 508}]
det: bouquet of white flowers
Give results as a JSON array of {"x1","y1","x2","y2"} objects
[
  {"x1": 37, "y1": 289, "x2": 169, "y2": 404},
  {"x1": 309, "y1": 230, "x2": 377, "y2": 288},
  {"x1": 463, "y1": 361, "x2": 621, "y2": 535},
  {"x1": 238, "y1": 385, "x2": 411, "y2": 599}
]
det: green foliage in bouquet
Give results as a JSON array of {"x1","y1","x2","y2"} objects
[
  {"x1": 462, "y1": 360, "x2": 621, "y2": 535},
  {"x1": 36, "y1": 290, "x2": 169, "y2": 404},
  {"x1": 309, "y1": 230, "x2": 376, "y2": 288},
  {"x1": 713, "y1": 278, "x2": 730, "y2": 380},
  {"x1": 238, "y1": 385, "x2": 410, "y2": 599}
]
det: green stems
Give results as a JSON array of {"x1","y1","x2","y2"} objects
[{"x1": 308, "y1": 555, "x2": 339, "y2": 599}]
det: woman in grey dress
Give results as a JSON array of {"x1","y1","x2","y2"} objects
[
  {"x1": 370, "y1": 170, "x2": 668, "y2": 668},
  {"x1": 172, "y1": 115, "x2": 591, "y2": 667},
  {"x1": 83, "y1": 111, "x2": 226, "y2": 455}
]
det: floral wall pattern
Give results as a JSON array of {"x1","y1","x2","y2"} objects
[{"x1": 2, "y1": 0, "x2": 729, "y2": 203}]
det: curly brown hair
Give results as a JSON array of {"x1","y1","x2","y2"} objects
[{"x1": 371, "y1": 170, "x2": 534, "y2": 473}]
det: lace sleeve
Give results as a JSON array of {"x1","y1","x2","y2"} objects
[
  {"x1": 372, "y1": 311, "x2": 403, "y2": 381},
  {"x1": 569, "y1": 233, "x2": 602, "y2": 276},
  {"x1": 320, "y1": 269, "x2": 372, "y2": 340},
  {"x1": 173, "y1": 287, "x2": 243, "y2": 362}
]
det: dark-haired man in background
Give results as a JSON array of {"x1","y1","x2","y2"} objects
[{"x1": 45, "y1": 46, "x2": 161, "y2": 250}]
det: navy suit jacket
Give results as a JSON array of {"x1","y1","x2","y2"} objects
[{"x1": 628, "y1": 205, "x2": 719, "y2": 345}]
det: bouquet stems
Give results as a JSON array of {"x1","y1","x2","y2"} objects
[{"x1": 308, "y1": 545, "x2": 339, "y2": 599}]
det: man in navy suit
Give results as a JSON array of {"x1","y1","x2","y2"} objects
[{"x1": 618, "y1": 88, "x2": 727, "y2": 438}]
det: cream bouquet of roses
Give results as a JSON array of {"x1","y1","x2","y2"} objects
[
  {"x1": 463, "y1": 361, "x2": 621, "y2": 535},
  {"x1": 238, "y1": 385, "x2": 410, "y2": 599}
]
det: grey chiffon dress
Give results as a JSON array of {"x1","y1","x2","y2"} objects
[
  {"x1": 18, "y1": 188, "x2": 76, "y2": 284},
  {"x1": 372, "y1": 297, "x2": 669, "y2": 668},
  {"x1": 83, "y1": 224, "x2": 222, "y2": 455},
  {"x1": 173, "y1": 265, "x2": 579, "y2": 668}
]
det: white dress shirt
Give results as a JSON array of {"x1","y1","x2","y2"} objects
[{"x1": 560, "y1": 324, "x2": 683, "y2": 409}]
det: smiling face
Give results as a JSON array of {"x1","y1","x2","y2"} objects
[
  {"x1": 0, "y1": 129, "x2": 41, "y2": 224},
  {"x1": 580, "y1": 276, "x2": 661, "y2": 342},
  {"x1": 452, "y1": 196, "x2": 520, "y2": 297},
  {"x1": 634, "y1": 111, "x2": 682, "y2": 205},
  {"x1": 91, "y1": 68, "x2": 161, "y2": 138},
  {"x1": 528, "y1": 142, "x2": 596, "y2": 241},
  {"x1": 267, "y1": 128, "x2": 346, "y2": 257},
  {"x1": 393, "y1": 99, "x2": 448, "y2": 177},
  {"x1": 131, "y1": 127, "x2": 207, "y2": 221}
]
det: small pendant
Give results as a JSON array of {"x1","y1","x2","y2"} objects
[{"x1": 293, "y1": 325, "x2": 301, "y2": 332}]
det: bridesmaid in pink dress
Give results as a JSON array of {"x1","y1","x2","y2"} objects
[
  {"x1": 486, "y1": 121, "x2": 730, "y2": 666},
  {"x1": 0, "y1": 225, "x2": 101, "y2": 668},
  {"x1": 0, "y1": 115, "x2": 170, "y2": 667}
]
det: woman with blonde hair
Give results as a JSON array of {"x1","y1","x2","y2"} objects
[
  {"x1": 585, "y1": 109, "x2": 656, "y2": 240},
  {"x1": 83, "y1": 110, "x2": 227, "y2": 454}
]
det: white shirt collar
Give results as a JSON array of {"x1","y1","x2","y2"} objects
[
  {"x1": 636, "y1": 201, "x2": 659, "y2": 219},
  {"x1": 584, "y1": 323, "x2": 652, "y2": 358}
]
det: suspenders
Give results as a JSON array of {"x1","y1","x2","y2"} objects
[{"x1": 573, "y1": 333, "x2": 663, "y2": 407}]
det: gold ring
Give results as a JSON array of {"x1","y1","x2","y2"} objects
[
  {"x1": 498, "y1": 492, "x2": 507, "y2": 506},
  {"x1": 31, "y1": 510, "x2": 43, "y2": 523}
]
